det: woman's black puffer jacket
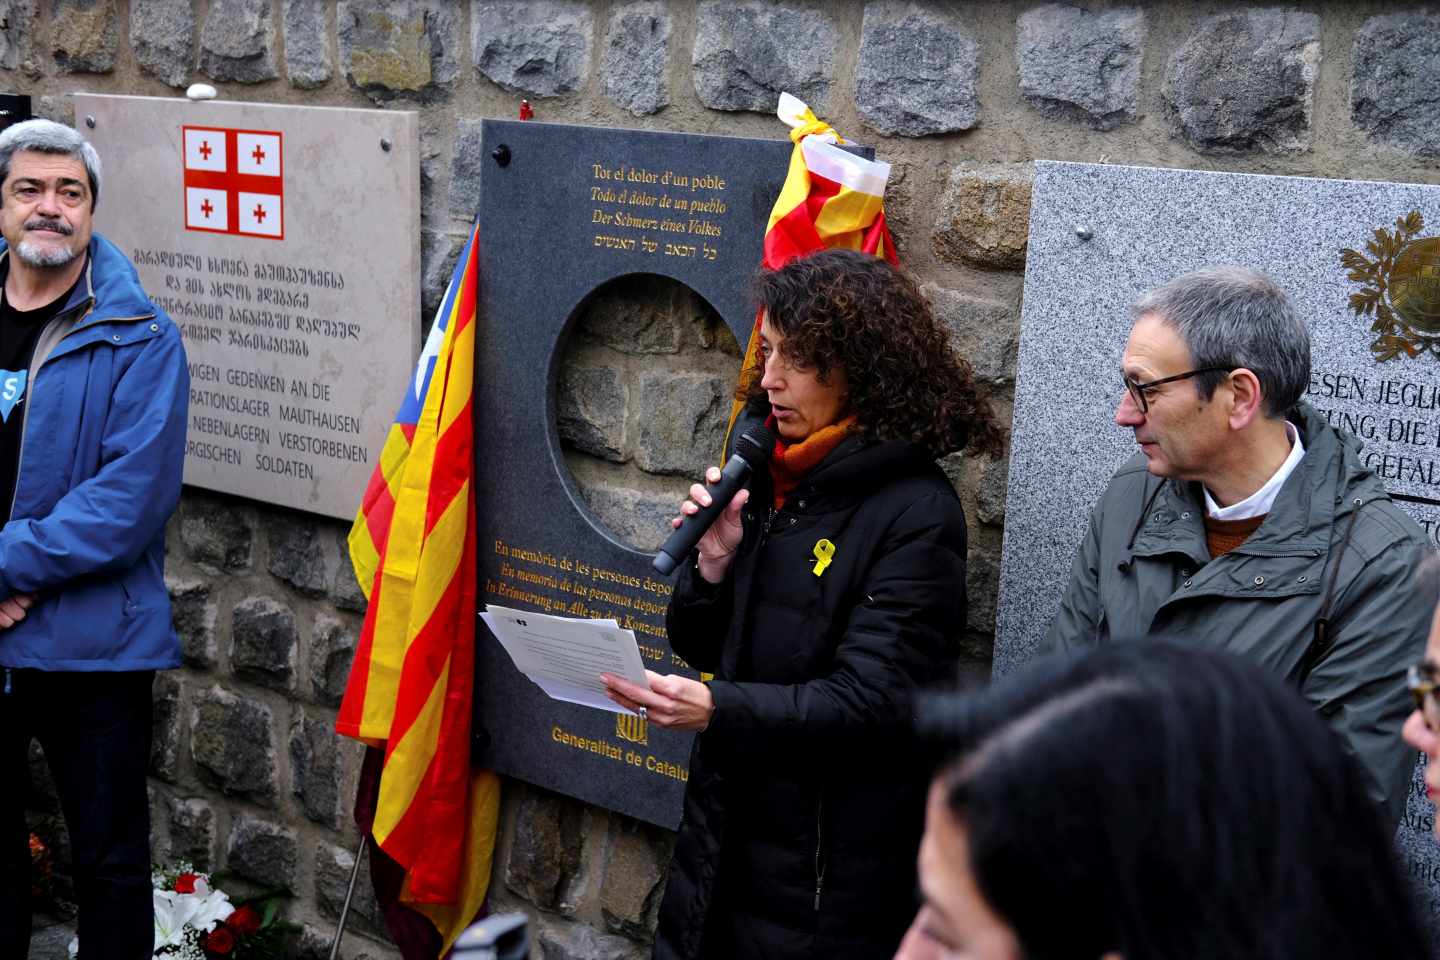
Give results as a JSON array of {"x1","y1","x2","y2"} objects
[{"x1": 653, "y1": 417, "x2": 969, "y2": 960}]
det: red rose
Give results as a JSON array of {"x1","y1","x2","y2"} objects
[
  {"x1": 174, "y1": 873, "x2": 199, "y2": 894},
  {"x1": 227, "y1": 905, "x2": 262, "y2": 936},
  {"x1": 206, "y1": 927, "x2": 236, "y2": 955}
]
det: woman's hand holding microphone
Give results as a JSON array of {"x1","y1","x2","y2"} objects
[{"x1": 676, "y1": 464, "x2": 750, "y2": 584}]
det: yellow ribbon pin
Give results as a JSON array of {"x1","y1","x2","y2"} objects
[{"x1": 812, "y1": 539, "x2": 836, "y2": 576}]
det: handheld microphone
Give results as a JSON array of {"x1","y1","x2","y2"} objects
[{"x1": 652, "y1": 424, "x2": 775, "y2": 576}]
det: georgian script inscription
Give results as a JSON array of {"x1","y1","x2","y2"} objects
[{"x1": 589, "y1": 163, "x2": 727, "y2": 263}]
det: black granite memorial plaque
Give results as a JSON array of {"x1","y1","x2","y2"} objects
[{"x1": 472, "y1": 120, "x2": 869, "y2": 828}]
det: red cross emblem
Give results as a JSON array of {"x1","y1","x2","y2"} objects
[{"x1": 182, "y1": 126, "x2": 284, "y2": 240}]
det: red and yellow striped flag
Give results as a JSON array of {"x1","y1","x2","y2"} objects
[
  {"x1": 728, "y1": 93, "x2": 898, "y2": 437},
  {"x1": 338, "y1": 220, "x2": 499, "y2": 954}
]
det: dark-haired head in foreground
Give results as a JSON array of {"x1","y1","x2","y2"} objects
[
  {"x1": 899, "y1": 644, "x2": 1430, "y2": 960},
  {"x1": 743, "y1": 247, "x2": 1005, "y2": 460}
]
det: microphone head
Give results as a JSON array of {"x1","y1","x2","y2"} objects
[{"x1": 735, "y1": 424, "x2": 776, "y2": 464}]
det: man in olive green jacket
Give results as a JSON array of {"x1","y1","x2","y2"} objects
[{"x1": 1046, "y1": 266, "x2": 1431, "y2": 827}]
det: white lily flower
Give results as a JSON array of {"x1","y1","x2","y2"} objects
[
  {"x1": 154, "y1": 888, "x2": 203, "y2": 949},
  {"x1": 189, "y1": 886, "x2": 236, "y2": 931}
]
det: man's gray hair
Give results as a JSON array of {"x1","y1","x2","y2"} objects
[
  {"x1": 1133, "y1": 266, "x2": 1310, "y2": 417},
  {"x1": 0, "y1": 118, "x2": 102, "y2": 209}
]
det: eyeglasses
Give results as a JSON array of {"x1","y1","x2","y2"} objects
[
  {"x1": 1408, "y1": 663, "x2": 1440, "y2": 731},
  {"x1": 1123, "y1": 368, "x2": 1231, "y2": 414}
]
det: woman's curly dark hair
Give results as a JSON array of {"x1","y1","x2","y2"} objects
[{"x1": 741, "y1": 248, "x2": 1005, "y2": 459}]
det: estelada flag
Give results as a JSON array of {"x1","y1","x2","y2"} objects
[
  {"x1": 337, "y1": 220, "x2": 499, "y2": 954},
  {"x1": 725, "y1": 93, "x2": 898, "y2": 442}
]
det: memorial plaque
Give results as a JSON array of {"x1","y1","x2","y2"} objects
[
  {"x1": 996, "y1": 161, "x2": 1440, "y2": 924},
  {"x1": 75, "y1": 94, "x2": 420, "y2": 519},
  {"x1": 472, "y1": 120, "x2": 870, "y2": 828}
]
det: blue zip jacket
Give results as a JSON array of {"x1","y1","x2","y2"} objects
[{"x1": 0, "y1": 233, "x2": 188, "y2": 671}]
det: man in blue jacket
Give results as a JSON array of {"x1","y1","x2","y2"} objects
[{"x1": 0, "y1": 119, "x2": 188, "y2": 959}]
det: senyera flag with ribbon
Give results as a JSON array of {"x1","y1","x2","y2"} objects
[
  {"x1": 337, "y1": 219, "x2": 500, "y2": 957},
  {"x1": 726, "y1": 92, "x2": 898, "y2": 441}
]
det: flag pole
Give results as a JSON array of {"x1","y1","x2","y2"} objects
[{"x1": 329, "y1": 834, "x2": 369, "y2": 960}]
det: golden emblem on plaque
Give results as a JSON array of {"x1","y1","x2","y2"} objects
[
  {"x1": 1341, "y1": 210, "x2": 1440, "y2": 362},
  {"x1": 616, "y1": 711, "x2": 648, "y2": 745}
]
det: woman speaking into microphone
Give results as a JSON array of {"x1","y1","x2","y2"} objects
[{"x1": 603, "y1": 248, "x2": 1004, "y2": 960}]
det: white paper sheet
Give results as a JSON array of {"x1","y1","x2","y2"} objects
[{"x1": 481, "y1": 604, "x2": 647, "y2": 715}]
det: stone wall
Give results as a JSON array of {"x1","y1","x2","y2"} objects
[{"x1": 8, "y1": 2, "x2": 1440, "y2": 958}]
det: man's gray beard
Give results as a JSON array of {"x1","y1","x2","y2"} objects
[{"x1": 14, "y1": 237, "x2": 80, "y2": 268}]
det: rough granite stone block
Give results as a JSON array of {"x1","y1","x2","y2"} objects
[
  {"x1": 316, "y1": 842, "x2": 388, "y2": 938},
  {"x1": 1163, "y1": 8, "x2": 1320, "y2": 155},
  {"x1": 51, "y1": 0, "x2": 118, "y2": 74},
  {"x1": 922, "y1": 283, "x2": 1019, "y2": 385},
  {"x1": 600, "y1": 814, "x2": 673, "y2": 940},
  {"x1": 856, "y1": 2, "x2": 978, "y2": 137},
  {"x1": 150, "y1": 673, "x2": 183, "y2": 783},
  {"x1": 420, "y1": 228, "x2": 463, "y2": 324},
  {"x1": 634, "y1": 371, "x2": 726, "y2": 476},
  {"x1": 975, "y1": 456, "x2": 1009, "y2": 526},
  {"x1": 131, "y1": 0, "x2": 193, "y2": 86},
  {"x1": 558, "y1": 364, "x2": 628, "y2": 463},
  {"x1": 266, "y1": 512, "x2": 330, "y2": 597},
  {"x1": 310, "y1": 614, "x2": 358, "y2": 706},
  {"x1": 35, "y1": 94, "x2": 74, "y2": 125},
  {"x1": 199, "y1": 0, "x2": 278, "y2": 83},
  {"x1": 0, "y1": 0, "x2": 39, "y2": 74},
  {"x1": 448, "y1": 119, "x2": 484, "y2": 221},
  {"x1": 538, "y1": 921, "x2": 644, "y2": 960},
  {"x1": 167, "y1": 797, "x2": 216, "y2": 870},
  {"x1": 1352, "y1": 13, "x2": 1440, "y2": 159},
  {"x1": 601, "y1": 2, "x2": 671, "y2": 116},
  {"x1": 505, "y1": 786, "x2": 586, "y2": 913},
  {"x1": 582, "y1": 284, "x2": 682, "y2": 354},
  {"x1": 231, "y1": 596, "x2": 298, "y2": 691},
  {"x1": 167, "y1": 576, "x2": 218, "y2": 669},
  {"x1": 472, "y1": 0, "x2": 592, "y2": 98},
  {"x1": 966, "y1": 533, "x2": 1001, "y2": 633},
  {"x1": 933, "y1": 164, "x2": 1033, "y2": 271},
  {"x1": 179, "y1": 492, "x2": 254, "y2": 572},
  {"x1": 291, "y1": 924, "x2": 391, "y2": 959},
  {"x1": 337, "y1": 0, "x2": 460, "y2": 103},
  {"x1": 1016, "y1": 4, "x2": 1144, "y2": 130},
  {"x1": 290, "y1": 710, "x2": 342, "y2": 828},
  {"x1": 282, "y1": 0, "x2": 332, "y2": 88},
  {"x1": 191, "y1": 684, "x2": 278, "y2": 804},
  {"x1": 692, "y1": 1, "x2": 837, "y2": 114},
  {"x1": 329, "y1": 536, "x2": 368, "y2": 614},
  {"x1": 577, "y1": 485, "x2": 675, "y2": 555},
  {"x1": 226, "y1": 815, "x2": 299, "y2": 889}
]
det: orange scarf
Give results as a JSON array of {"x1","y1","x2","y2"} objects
[{"x1": 767, "y1": 415, "x2": 858, "y2": 509}]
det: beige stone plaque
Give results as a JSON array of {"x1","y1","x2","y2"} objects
[{"x1": 75, "y1": 94, "x2": 420, "y2": 519}]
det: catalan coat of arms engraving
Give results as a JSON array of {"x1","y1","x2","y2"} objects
[{"x1": 1341, "y1": 211, "x2": 1440, "y2": 362}]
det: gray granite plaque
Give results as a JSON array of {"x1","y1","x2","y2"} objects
[
  {"x1": 996, "y1": 160, "x2": 1440, "y2": 925},
  {"x1": 75, "y1": 94, "x2": 421, "y2": 520},
  {"x1": 473, "y1": 120, "x2": 869, "y2": 828}
]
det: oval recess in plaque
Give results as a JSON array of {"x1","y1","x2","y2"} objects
[{"x1": 549, "y1": 273, "x2": 741, "y2": 553}]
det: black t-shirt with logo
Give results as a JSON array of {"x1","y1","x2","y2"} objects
[{"x1": 1, "y1": 277, "x2": 81, "y2": 520}]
